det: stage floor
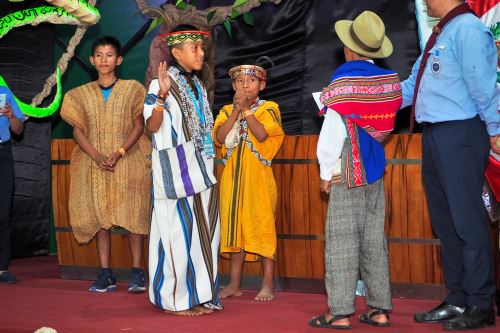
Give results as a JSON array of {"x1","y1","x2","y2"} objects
[{"x1": 0, "y1": 256, "x2": 497, "y2": 333}]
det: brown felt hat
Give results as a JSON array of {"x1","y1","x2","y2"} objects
[{"x1": 334, "y1": 11, "x2": 393, "y2": 59}]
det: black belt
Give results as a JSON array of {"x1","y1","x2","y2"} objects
[
  {"x1": 421, "y1": 116, "x2": 480, "y2": 128},
  {"x1": 420, "y1": 121, "x2": 448, "y2": 128}
]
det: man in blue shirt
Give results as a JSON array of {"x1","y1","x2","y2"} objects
[
  {"x1": 0, "y1": 86, "x2": 25, "y2": 284},
  {"x1": 402, "y1": 0, "x2": 500, "y2": 330}
]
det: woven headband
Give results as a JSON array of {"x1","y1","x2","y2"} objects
[
  {"x1": 161, "y1": 30, "x2": 210, "y2": 46},
  {"x1": 229, "y1": 65, "x2": 267, "y2": 81}
]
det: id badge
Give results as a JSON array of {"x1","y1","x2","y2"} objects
[{"x1": 202, "y1": 133, "x2": 215, "y2": 158}]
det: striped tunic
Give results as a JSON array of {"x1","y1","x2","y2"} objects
[{"x1": 144, "y1": 78, "x2": 220, "y2": 311}]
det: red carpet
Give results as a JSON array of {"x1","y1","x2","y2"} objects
[{"x1": 0, "y1": 256, "x2": 497, "y2": 333}]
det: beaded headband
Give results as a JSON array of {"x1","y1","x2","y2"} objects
[
  {"x1": 228, "y1": 65, "x2": 267, "y2": 81},
  {"x1": 161, "y1": 30, "x2": 210, "y2": 46}
]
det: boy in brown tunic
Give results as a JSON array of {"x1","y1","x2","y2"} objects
[{"x1": 61, "y1": 36, "x2": 150, "y2": 293}]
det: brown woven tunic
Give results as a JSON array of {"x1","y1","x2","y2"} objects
[{"x1": 60, "y1": 80, "x2": 151, "y2": 243}]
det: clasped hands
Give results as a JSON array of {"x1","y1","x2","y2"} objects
[
  {"x1": 232, "y1": 90, "x2": 251, "y2": 116},
  {"x1": 94, "y1": 152, "x2": 122, "y2": 172}
]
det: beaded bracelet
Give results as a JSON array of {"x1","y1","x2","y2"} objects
[{"x1": 157, "y1": 90, "x2": 169, "y2": 100}]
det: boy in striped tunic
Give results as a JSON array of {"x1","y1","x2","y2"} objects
[{"x1": 144, "y1": 25, "x2": 220, "y2": 316}]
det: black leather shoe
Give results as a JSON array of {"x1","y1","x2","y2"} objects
[
  {"x1": 443, "y1": 305, "x2": 495, "y2": 331},
  {"x1": 414, "y1": 302, "x2": 466, "y2": 323}
]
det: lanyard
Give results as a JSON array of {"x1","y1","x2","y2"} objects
[{"x1": 178, "y1": 76, "x2": 205, "y2": 126}]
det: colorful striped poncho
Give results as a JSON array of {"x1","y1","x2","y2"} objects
[{"x1": 319, "y1": 60, "x2": 402, "y2": 188}]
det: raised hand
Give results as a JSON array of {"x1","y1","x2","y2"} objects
[{"x1": 158, "y1": 61, "x2": 171, "y2": 97}]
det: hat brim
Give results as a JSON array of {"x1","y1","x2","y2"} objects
[{"x1": 334, "y1": 20, "x2": 393, "y2": 59}]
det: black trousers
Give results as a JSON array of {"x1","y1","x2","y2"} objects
[
  {"x1": 0, "y1": 141, "x2": 13, "y2": 271},
  {"x1": 422, "y1": 116, "x2": 495, "y2": 310}
]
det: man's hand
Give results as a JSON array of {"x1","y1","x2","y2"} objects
[
  {"x1": 0, "y1": 103, "x2": 14, "y2": 119},
  {"x1": 490, "y1": 135, "x2": 500, "y2": 154},
  {"x1": 320, "y1": 179, "x2": 331, "y2": 194}
]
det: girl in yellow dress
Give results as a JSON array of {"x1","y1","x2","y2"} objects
[{"x1": 213, "y1": 63, "x2": 284, "y2": 301}]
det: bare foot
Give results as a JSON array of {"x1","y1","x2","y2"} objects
[
  {"x1": 164, "y1": 308, "x2": 201, "y2": 316},
  {"x1": 193, "y1": 305, "x2": 214, "y2": 315},
  {"x1": 220, "y1": 285, "x2": 242, "y2": 299},
  {"x1": 255, "y1": 286, "x2": 275, "y2": 301}
]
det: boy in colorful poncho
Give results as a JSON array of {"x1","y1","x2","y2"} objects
[
  {"x1": 214, "y1": 63, "x2": 284, "y2": 301},
  {"x1": 309, "y1": 11, "x2": 402, "y2": 329},
  {"x1": 144, "y1": 25, "x2": 221, "y2": 316}
]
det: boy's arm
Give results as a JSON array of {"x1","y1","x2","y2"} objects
[
  {"x1": 73, "y1": 127, "x2": 113, "y2": 171},
  {"x1": 244, "y1": 111, "x2": 268, "y2": 142},
  {"x1": 215, "y1": 105, "x2": 239, "y2": 144},
  {"x1": 146, "y1": 62, "x2": 170, "y2": 133},
  {"x1": 106, "y1": 115, "x2": 144, "y2": 167},
  {"x1": 317, "y1": 109, "x2": 346, "y2": 194}
]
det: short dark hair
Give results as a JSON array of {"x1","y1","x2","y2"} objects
[{"x1": 92, "y1": 36, "x2": 122, "y2": 56}]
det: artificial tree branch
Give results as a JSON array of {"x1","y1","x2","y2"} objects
[
  {"x1": 137, "y1": 0, "x2": 283, "y2": 102},
  {"x1": 136, "y1": 1, "x2": 282, "y2": 28}
]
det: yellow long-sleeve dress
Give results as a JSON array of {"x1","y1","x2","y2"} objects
[{"x1": 214, "y1": 100, "x2": 284, "y2": 261}]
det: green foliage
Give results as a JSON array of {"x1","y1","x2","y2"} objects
[
  {"x1": 231, "y1": 8, "x2": 240, "y2": 19},
  {"x1": 175, "y1": 0, "x2": 187, "y2": 10},
  {"x1": 233, "y1": 0, "x2": 249, "y2": 7},
  {"x1": 243, "y1": 12, "x2": 254, "y2": 26},
  {"x1": 207, "y1": 10, "x2": 216, "y2": 24},
  {"x1": 223, "y1": 19, "x2": 232, "y2": 37},
  {"x1": 173, "y1": 0, "x2": 263, "y2": 36},
  {"x1": 145, "y1": 16, "x2": 164, "y2": 35}
]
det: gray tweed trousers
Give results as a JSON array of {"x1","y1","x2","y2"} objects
[{"x1": 325, "y1": 178, "x2": 392, "y2": 315}]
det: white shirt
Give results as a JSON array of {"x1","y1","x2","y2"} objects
[{"x1": 316, "y1": 108, "x2": 347, "y2": 181}]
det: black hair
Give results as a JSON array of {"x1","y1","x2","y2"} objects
[{"x1": 91, "y1": 36, "x2": 122, "y2": 56}]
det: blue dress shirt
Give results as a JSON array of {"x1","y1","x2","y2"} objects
[
  {"x1": 401, "y1": 13, "x2": 500, "y2": 136},
  {"x1": 0, "y1": 86, "x2": 25, "y2": 143}
]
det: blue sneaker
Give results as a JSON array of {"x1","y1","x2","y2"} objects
[
  {"x1": 89, "y1": 268, "x2": 116, "y2": 292},
  {"x1": 128, "y1": 267, "x2": 146, "y2": 293},
  {"x1": 0, "y1": 271, "x2": 16, "y2": 284}
]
